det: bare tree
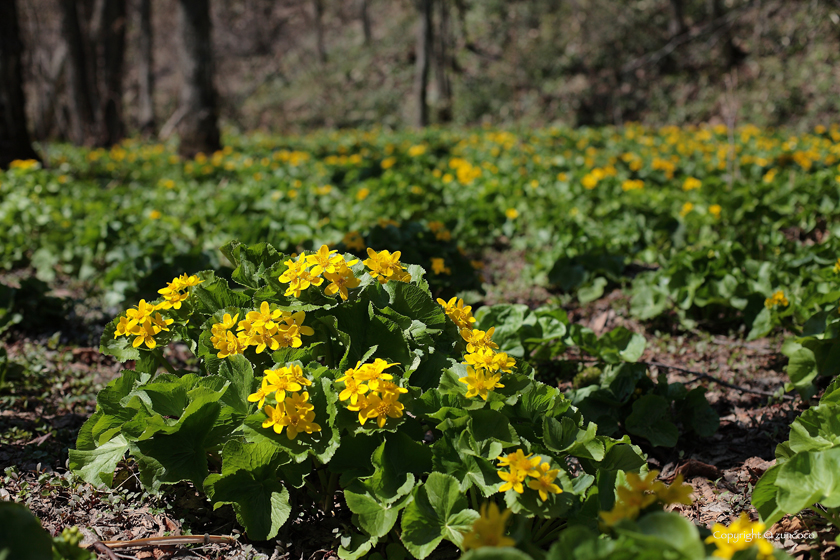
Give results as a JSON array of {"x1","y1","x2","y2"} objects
[
  {"x1": 433, "y1": 0, "x2": 452, "y2": 123},
  {"x1": 313, "y1": 0, "x2": 327, "y2": 63},
  {"x1": 413, "y1": 0, "x2": 433, "y2": 127},
  {"x1": 0, "y1": 0, "x2": 40, "y2": 168},
  {"x1": 99, "y1": 0, "x2": 127, "y2": 146},
  {"x1": 137, "y1": 0, "x2": 155, "y2": 135},
  {"x1": 176, "y1": 0, "x2": 221, "y2": 158},
  {"x1": 669, "y1": 0, "x2": 687, "y2": 37},
  {"x1": 359, "y1": 0, "x2": 372, "y2": 45},
  {"x1": 60, "y1": 0, "x2": 97, "y2": 145}
]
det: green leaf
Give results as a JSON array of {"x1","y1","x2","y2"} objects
[
  {"x1": 68, "y1": 435, "x2": 129, "y2": 488},
  {"x1": 752, "y1": 465, "x2": 783, "y2": 525},
  {"x1": 344, "y1": 486, "x2": 412, "y2": 538},
  {"x1": 216, "y1": 354, "x2": 255, "y2": 414},
  {"x1": 625, "y1": 394, "x2": 679, "y2": 447},
  {"x1": 578, "y1": 276, "x2": 608, "y2": 304},
  {"x1": 460, "y1": 548, "x2": 534, "y2": 560},
  {"x1": 747, "y1": 307, "x2": 773, "y2": 341},
  {"x1": 678, "y1": 387, "x2": 719, "y2": 438},
  {"x1": 400, "y1": 472, "x2": 479, "y2": 559},
  {"x1": 621, "y1": 511, "x2": 705, "y2": 560},
  {"x1": 204, "y1": 440, "x2": 291, "y2": 540},
  {"x1": 598, "y1": 327, "x2": 646, "y2": 364},
  {"x1": 0, "y1": 502, "x2": 54, "y2": 560},
  {"x1": 362, "y1": 431, "x2": 433, "y2": 504},
  {"x1": 775, "y1": 447, "x2": 840, "y2": 514}
]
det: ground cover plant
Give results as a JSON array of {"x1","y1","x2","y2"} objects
[{"x1": 2, "y1": 122, "x2": 840, "y2": 559}]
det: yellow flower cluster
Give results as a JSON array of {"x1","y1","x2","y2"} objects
[
  {"x1": 459, "y1": 326, "x2": 514, "y2": 401},
  {"x1": 343, "y1": 231, "x2": 365, "y2": 251},
  {"x1": 621, "y1": 179, "x2": 644, "y2": 191},
  {"x1": 157, "y1": 273, "x2": 203, "y2": 309},
  {"x1": 764, "y1": 290, "x2": 789, "y2": 309},
  {"x1": 833, "y1": 257, "x2": 840, "y2": 274},
  {"x1": 427, "y1": 220, "x2": 452, "y2": 241},
  {"x1": 114, "y1": 299, "x2": 174, "y2": 350},
  {"x1": 437, "y1": 297, "x2": 476, "y2": 330},
  {"x1": 705, "y1": 513, "x2": 775, "y2": 560},
  {"x1": 682, "y1": 176, "x2": 702, "y2": 191},
  {"x1": 335, "y1": 358, "x2": 407, "y2": 427},
  {"x1": 248, "y1": 364, "x2": 320, "y2": 440},
  {"x1": 362, "y1": 248, "x2": 411, "y2": 284},
  {"x1": 262, "y1": 392, "x2": 321, "y2": 440},
  {"x1": 9, "y1": 159, "x2": 39, "y2": 171},
  {"x1": 680, "y1": 202, "x2": 694, "y2": 217},
  {"x1": 113, "y1": 274, "x2": 201, "y2": 349},
  {"x1": 448, "y1": 158, "x2": 482, "y2": 185},
  {"x1": 279, "y1": 245, "x2": 361, "y2": 300},
  {"x1": 210, "y1": 303, "x2": 313, "y2": 358},
  {"x1": 496, "y1": 449, "x2": 562, "y2": 501},
  {"x1": 461, "y1": 502, "x2": 515, "y2": 550},
  {"x1": 599, "y1": 471, "x2": 693, "y2": 525},
  {"x1": 430, "y1": 257, "x2": 451, "y2": 275},
  {"x1": 709, "y1": 204, "x2": 722, "y2": 219}
]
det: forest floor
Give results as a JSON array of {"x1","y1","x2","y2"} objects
[{"x1": 0, "y1": 254, "x2": 836, "y2": 560}]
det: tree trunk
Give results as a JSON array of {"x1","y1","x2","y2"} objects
[
  {"x1": 0, "y1": 0, "x2": 40, "y2": 168},
  {"x1": 176, "y1": 0, "x2": 221, "y2": 158},
  {"x1": 413, "y1": 0, "x2": 433, "y2": 128},
  {"x1": 99, "y1": 0, "x2": 126, "y2": 146},
  {"x1": 668, "y1": 0, "x2": 687, "y2": 37},
  {"x1": 313, "y1": 0, "x2": 327, "y2": 63},
  {"x1": 137, "y1": 0, "x2": 155, "y2": 135},
  {"x1": 708, "y1": 0, "x2": 737, "y2": 68},
  {"x1": 60, "y1": 0, "x2": 97, "y2": 145},
  {"x1": 359, "y1": 0, "x2": 372, "y2": 45},
  {"x1": 433, "y1": 0, "x2": 452, "y2": 123}
]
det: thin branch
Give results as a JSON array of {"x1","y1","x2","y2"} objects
[
  {"x1": 86, "y1": 535, "x2": 235, "y2": 550},
  {"x1": 644, "y1": 360, "x2": 794, "y2": 401},
  {"x1": 620, "y1": 0, "x2": 755, "y2": 74},
  {"x1": 91, "y1": 542, "x2": 120, "y2": 560}
]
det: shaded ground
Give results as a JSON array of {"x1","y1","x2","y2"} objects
[{"x1": 2, "y1": 257, "x2": 839, "y2": 559}]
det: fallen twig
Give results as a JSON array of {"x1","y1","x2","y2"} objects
[
  {"x1": 86, "y1": 534, "x2": 235, "y2": 550},
  {"x1": 644, "y1": 360, "x2": 794, "y2": 401}
]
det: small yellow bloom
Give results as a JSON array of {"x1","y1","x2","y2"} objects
[
  {"x1": 459, "y1": 366, "x2": 504, "y2": 401},
  {"x1": 381, "y1": 157, "x2": 397, "y2": 169},
  {"x1": 682, "y1": 177, "x2": 702, "y2": 191},
  {"x1": 149, "y1": 210, "x2": 162, "y2": 220},
  {"x1": 709, "y1": 204, "x2": 722, "y2": 219},
  {"x1": 706, "y1": 513, "x2": 774, "y2": 560},
  {"x1": 356, "y1": 187, "x2": 370, "y2": 201},
  {"x1": 343, "y1": 230, "x2": 365, "y2": 251},
  {"x1": 324, "y1": 264, "x2": 361, "y2": 300},
  {"x1": 437, "y1": 297, "x2": 476, "y2": 330},
  {"x1": 505, "y1": 208, "x2": 519, "y2": 220},
  {"x1": 363, "y1": 248, "x2": 411, "y2": 284},
  {"x1": 461, "y1": 502, "x2": 515, "y2": 550},
  {"x1": 764, "y1": 290, "x2": 789, "y2": 309},
  {"x1": 679, "y1": 202, "x2": 694, "y2": 217},
  {"x1": 430, "y1": 257, "x2": 451, "y2": 275},
  {"x1": 527, "y1": 462, "x2": 563, "y2": 501}
]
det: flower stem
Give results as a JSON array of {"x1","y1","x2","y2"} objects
[{"x1": 152, "y1": 349, "x2": 177, "y2": 374}]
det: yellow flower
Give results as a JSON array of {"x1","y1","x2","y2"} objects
[
  {"x1": 279, "y1": 254, "x2": 323, "y2": 298},
  {"x1": 764, "y1": 290, "x2": 789, "y2": 309},
  {"x1": 505, "y1": 208, "x2": 519, "y2": 219},
  {"x1": 621, "y1": 179, "x2": 644, "y2": 191},
  {"x1": 833, "y1": 258, "x2": 840, "y2": 274},
  {"x1": 356, "y1": 187, "x2": 370, "y2": 201},
  {"x1": 652, "y1": 474, "x2": 694, "y2": 505},
  {"x1": 682, "y1": 177, "x2": 702, "y2": 191},
  {"x1": 460, "y1": 327, "x2": 499, "y2": 353},
  {"x1": 679, "y1": 202, "x2": 694, "y2": 217},
  {"x1": 459, "y1": 366, "x2": 504, "y2": 401},
  {"x1": 156, "y1": 274, "x2": 202, "y2": 310},
  {"x1": 430, "y1": 257, "x2": 451, "y2": 275},
  {"x1": 381, "y1": 157, "x2": 397, "y2": 169},
  {"x1": 324, "y1": 265, "x2": 361, "y2": 300},
  {"x1": 149, "y1": 210, "x2": 162, "y2": 219},
  {"x1": 461, "y1": 502, "x2": 515, "y2": 550},
  {"x1": 363, "y1": 248, "x2": 411, "y2": 284},
  {"x1": 278, "y1": 392, "x2": 321, "y2": 439},
  {"x1": 706, "y1": 513, "x2": 774, "y2": 560},
  {"x1": 709, "y1": 204, "x2": 722, "y2": 219},
  {"x1": 599, "y1": 470, "x2": 660, "y2": 525},
  {"x1": 359, "y1": 392, "x2": 405, "y2": 428},
  {"x1": 408, "y1": 144, "x2": 427, "y2": 157},
  {"x1": 343, "y1": 230, "x2": 366, "y2": 251},
  {"x1": 582, "y1": 174, "x2": 598, "y2": 189},
  {"x1": 437, "y1": 297, "x2": 476, "y2": 330},
  {"x1": 496, "y1": 450, "x2": 541, "y2": 493},
  {"x1": 306, "y1": 244, "x2": 345, "y2": 276},
  {"x1": 527, "y1": 462, "x2": 563, "y2": 501}
]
